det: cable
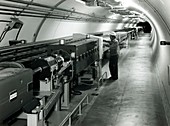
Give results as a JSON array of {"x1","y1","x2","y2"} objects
[
  {"x1": 0, "y1": 30, "x2": 8, "y2": 42},
  {"x1": 0, "y1": 20, "x2": 11, "y2": 23},
  {"x1": 15, "y1": 24, "x2": 23, "y2": 40}
]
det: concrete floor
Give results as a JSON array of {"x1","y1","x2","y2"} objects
[{"x1": 77, "y1": 34, "x2": 168, "y2": 126}]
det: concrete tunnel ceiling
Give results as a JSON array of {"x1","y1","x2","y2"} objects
[
  {"x1": 105, "y1": 0, "x2": 170, "y2": 40},
  {"x1": 0, "y1": 0, "x2": 147, "y2": 23},
  {"x1": 0, "y1": 0, "x2": 169, "y2": 42},
  {"x1": 44, "y1": 0, "x2": 162, "y2": 31},
  {"x1": 0, "y1": 0, "x2": 167, "y2": 23}
]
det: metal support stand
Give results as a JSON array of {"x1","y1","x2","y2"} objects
[
  {"x1": 78, "y1": 105, "x2": 82, "y2": 116},
  {"x1": 61, "y1": 81, "x2": 70, "y2": 109},
  {"x1": 27, "y1": 113, "x2": 39, "y2": 126},
  {"x1": 27, "y1": 112, "x2": 46, "y2": 126},
  {"x1": 58, "y1": 94, "x2": 89, "y2": 126},
  {"x1": 94, "y1": 60, "x2": 102, "y2": 90},
  {"x1": 55, "y1": 99, "x2": 60, "y2": 111}
]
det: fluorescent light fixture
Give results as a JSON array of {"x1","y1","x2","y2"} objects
[
  {"x1": 130, "y1": 11, "x2": 141, "y2": 15},
  {"x1": 115, "y1": 0, "x2": 121, "y2": 2},
  {"x1": 122, "y1": 17, "x2": 129, "y2": 21},
  {"x1": 75, "y1": 0, "x2": 85, "y2": 4},
  {"x1": 108, "y1": 14, "x2": 120, "y2": 19},
  {"x1": 159, "y1": 0, "x2": 165, "y2": 5},
  {"x1": 112, "y1": 6, "x2": 126, "y2": 10},
  {"x1": 114, "y1": 0, "x2": 136, "y2": 7}
]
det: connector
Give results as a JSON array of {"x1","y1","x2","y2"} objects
[{"x1": 160, "y1": 41, "x2": 170, "y2": 45}]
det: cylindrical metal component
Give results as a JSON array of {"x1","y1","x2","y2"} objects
[
  {"x1": 33, "y1": 67, "x2": 42, "y2": 74},
  {"x1": 68, "y1": 117, "x2": 72, "y2": 126},
  {"x1": 78, "y1": 105, "x2": 82, "y2": 115}
]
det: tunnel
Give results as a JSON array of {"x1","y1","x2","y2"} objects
[
  {"x1": 137, "y1": 21, "x2": 152, "y2": 33},
  {"x1": 0, "y1": 0, "x2": 170, "y2": 126}
]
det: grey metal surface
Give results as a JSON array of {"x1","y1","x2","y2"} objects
[
  {"x1": 78, "y1": 34, "x2": 168, "y2": 126},
  {"x1": 0, "y1": 67, "x2": 33, "y2": 123}
]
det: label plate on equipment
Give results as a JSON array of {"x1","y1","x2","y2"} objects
[{"x1": 9, "y1": 90, "x2": 17, "y2": 102}]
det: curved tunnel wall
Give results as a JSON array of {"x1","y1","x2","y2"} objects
[
  {"x1": 0, "y1": 16, "x2": 131, "y2": 46},
  {"x1": 36, "y1": 20, "x2": 120, "y2": 41},
  {"x1": 123, "y1": 0, "x2": 170, "y2": 115},
  {"x1": 141, "y1": 1, "x2": 170, "y2": 121},
  {"x1": 0, "y1": 16, "x2": 42, "y2": 46},
  {"x1": 151, "y1": 11, "x2": 170, "y2": 104}
]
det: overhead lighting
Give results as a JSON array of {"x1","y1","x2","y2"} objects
[
  {"x1": 75, "y1": 0, "x2": 86, "y2": 4},
  {"x1": 114, "y1": 0, "x2": 121, "y2": 2},
  {"x1": 130, "y1": 11, "x2": 141, "y2": 15},
  {"x1": 108, "y1": 14, "x2": 121, "y2": 19},
  {"x1": 112, "y1": 6, "x2": 126, "y2": 10},
  {"x1": 75, "y1": 0, "x2": 100, "y2": 6},
  {"x1": 122, "y1": 17, "x2": 130, "y2": 21},
  {"x1": 114, "y1": 0, "x2": 136, "y2": 7},
  {"x1": 159, "y1": 0, "x2": 165, "y2": 5}
]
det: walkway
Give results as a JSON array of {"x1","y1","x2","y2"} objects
[{"x1": 78, "y1": 34, "x2": 168, "y2": 126}]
